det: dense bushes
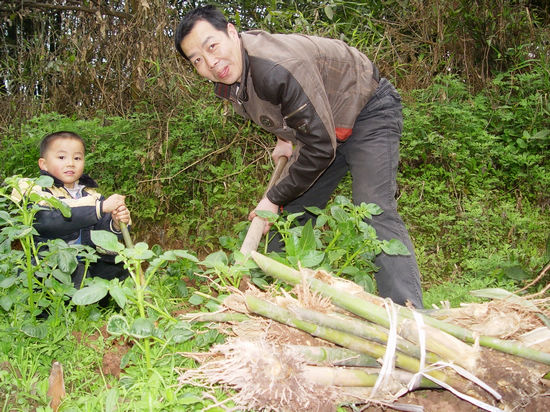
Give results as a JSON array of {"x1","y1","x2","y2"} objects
[
  {"x1": 0, "y1": 95, "x2": 274, "y2": 252},
  {"x1": 398, "y1": 70, "x2": 548, "y2": 290},
  {"x1": 1, "y1": 0, "x2": 548, "y2": 124},
  {"x1": 1, "y1": 66, "x2": 548, "y2": 289},
  {"x1": 402, "y1": 69, "x2": 549, "y2": 200}
]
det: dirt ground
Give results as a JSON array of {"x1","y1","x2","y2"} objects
[
  {"x1": 65, "y1": 320, "x2": 550, "y2": 412},
  {"x1": 262, "y1": 324, "x2": 550, "y2": 411},
  {"x1": 73, "y1": 325, "x2": 132, "y2": 379}
]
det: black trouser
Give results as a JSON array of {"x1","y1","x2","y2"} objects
[
  {"x1": 72, "y1": 257, "x2": 129, "y2": 289},
  {"x1": 269, "y1": 78, "x2": 423, "y2": 308}
]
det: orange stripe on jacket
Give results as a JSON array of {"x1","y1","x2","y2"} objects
[{"x1": 336, "y1": 127, "x2": 352, "y2": 142}]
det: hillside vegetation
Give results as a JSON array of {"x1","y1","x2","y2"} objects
[{"x1": 1, "y1": 0, "x2": 549, "y2": 297}]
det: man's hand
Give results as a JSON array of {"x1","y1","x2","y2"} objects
[
  {"x1": 272, "y1": 138, "x2": 293, "y2": 163},
  {"x1": 248, "y1": 196, "x2": 279, "y2": 234}
]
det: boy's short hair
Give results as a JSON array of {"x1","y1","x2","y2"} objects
[
  {"x1": 174, "y1": 5, "x2": 230, "y2": 59},
  {"x1": 40, "y1": 131, "x2": 85, "y2": 157}
]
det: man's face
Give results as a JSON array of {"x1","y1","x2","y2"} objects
[
  {"x1": 180, "y1": 20, "x2": 243, "y2": 85},
  {"x1": 38, "y1": 137, "x2": 85, "y2": 189}
]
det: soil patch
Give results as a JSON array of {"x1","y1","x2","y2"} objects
[{"x1": 72, "y1": 325, "x2": 132, "y2": 379}]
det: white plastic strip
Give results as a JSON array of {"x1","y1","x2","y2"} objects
[
  {"x1": 370, "y1": 299, "x2": 398, "y2": 398},
  {"x1": 402, "y1": 308, "x2": 503, "y2": 412},
  {"x1": 437, "y1": 361, "x2": 502, "y2": 401},
  {"x1": 412, "y1": 361, "x2": 503, "y2": 412},
  {"x1": 408, "y1": 310, "x2": 426, "y2": 391}
]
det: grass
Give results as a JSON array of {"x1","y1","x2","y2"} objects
[
  {"x1": 422, "y1": 276, "x2": 517, "y2": 309},
  {"x1": 0, "y1": 281, "x2": 227, "y2": 411}
]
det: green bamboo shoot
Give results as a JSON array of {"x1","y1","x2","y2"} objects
[
  {"x1": 251, "y1": 251, "x2": 550, "y2": 366},
  {"x1": 245, "y1": 294, "x2": 456, "y2": 386},
  {"x1": 290, "y1": 305, "x2": 440, "y2": 364},
  {"x1": 285, "y1": 344, "x2": 379, "y2": 367}
]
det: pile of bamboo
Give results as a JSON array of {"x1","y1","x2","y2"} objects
[{"x1": 177, "y1": 252, "x2": 550, "y2": 411}]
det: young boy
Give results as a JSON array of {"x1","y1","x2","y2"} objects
[{"x1": 13, "y1": 131, "x2": 131, "y2": 287}]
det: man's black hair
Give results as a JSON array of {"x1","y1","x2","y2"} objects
[
  {"x1": 174, "y1": 5, "x2": 230, "y2": 60},
  {"x1": 40, "y1": 131, "x2": 85, "y2": 157}
]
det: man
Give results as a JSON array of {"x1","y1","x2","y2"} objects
[{"x1": 174, "y1": 5, "x2": 423, "y2": 308}]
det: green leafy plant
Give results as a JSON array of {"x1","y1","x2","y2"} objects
[
  {"x1": 199, "y1": 250, "x2": 244, "y2": 290},
  {"x1": 0, "y1": 10, "x2": 549, "y2": 407},
  {"x1": 256, "y1": 196, "x2": 410, "y2": 293},
  {"x1": 85, "y1": 230, "x2": 199, "y2": 369}
]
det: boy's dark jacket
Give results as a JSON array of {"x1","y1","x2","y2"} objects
[{"x1": 12, "y1": 171, "x2": 124, "y2": 251}]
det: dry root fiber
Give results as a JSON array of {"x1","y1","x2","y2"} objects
[
  {"x1": 177, "y1": 339, "x2": 340, "y2": 412},
  {"x1": 434, "y1": 299, "x2": 546, "y2": 339}
]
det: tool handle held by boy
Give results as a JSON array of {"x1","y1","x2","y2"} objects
[
  {"x1": 240, "y1": 156, "x2": 288, "y2": 256},
  {"x1": 119, "y1": 222, "x2": 134, "y2": 249}
]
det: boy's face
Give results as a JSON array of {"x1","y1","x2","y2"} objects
[
  {"x1": 38, "y1": 137, "x2": 85, "y2": 188},
  {"x1": 180, "y1": 20, "x2": 243, "y2": 85}
]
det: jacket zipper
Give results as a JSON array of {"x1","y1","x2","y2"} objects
[{"x1": 282, "y1": 103, "x2": 308, "y2": 130}]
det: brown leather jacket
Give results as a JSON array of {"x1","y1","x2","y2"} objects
[{"x1": 214, "y1": 30, "x2": 379, "y2": 205}]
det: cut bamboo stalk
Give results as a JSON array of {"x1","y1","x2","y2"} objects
[
  {"x1": 285, "y1": 344, "x2": 380, "y2": 367},
  {"x1": 250, "y1": 250, "x2": 393, "y2": 327},
  {"x1": 180, "y1": 312, "x2": 250, "y2": 323},
  {"x1": 245, "y1": 294, "x2": 457, "y2": 386},
  {"x1": 396, "y1": 306, "x2": 550, "y2": 366},
  {"x1": 302, "y1": 365, "x2": 379, "y2": 387},
  {"x1": 303, "y1": 365, "x2": 441, "y2": 389},
  {"x1": 251, "y1": 251, "x2": 550, "y2": 367},
  {"x1": 361, "y1": 367, "x2": 442, "y2": 389},
  {"x1": 398, "y1": 319, "x2": 478, "y2": 371},
  {"x1": 290, "y1": 305, "x2": 440, "y2": 364}
]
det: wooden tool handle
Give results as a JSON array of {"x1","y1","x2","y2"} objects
[
  {"x1": 264, "y1": 156, "x2": 288, "y2": 196},
  {"x1": 119, "y1": 222, "x2": 134, "y2": 249},
  {"x1": 240, "y1": 156, "x2": 288, "y2": 255},
  {"x1": 119, "y1": 220, "x2": 146, "y2": 286},
  {"x1": 240, "y1": 216, "x2": 266, "y2": 256}
]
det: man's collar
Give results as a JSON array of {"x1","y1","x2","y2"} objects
[{"x1": 214, "y1": 38, "x2": 249, "y2": 103}]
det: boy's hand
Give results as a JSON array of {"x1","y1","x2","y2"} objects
[
  {"x1": 111, "y1": 204, "x2": 131, "y2": 231},
  {"x1": 103, "y1": 194, "x2": 126, "y2": 214}
]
